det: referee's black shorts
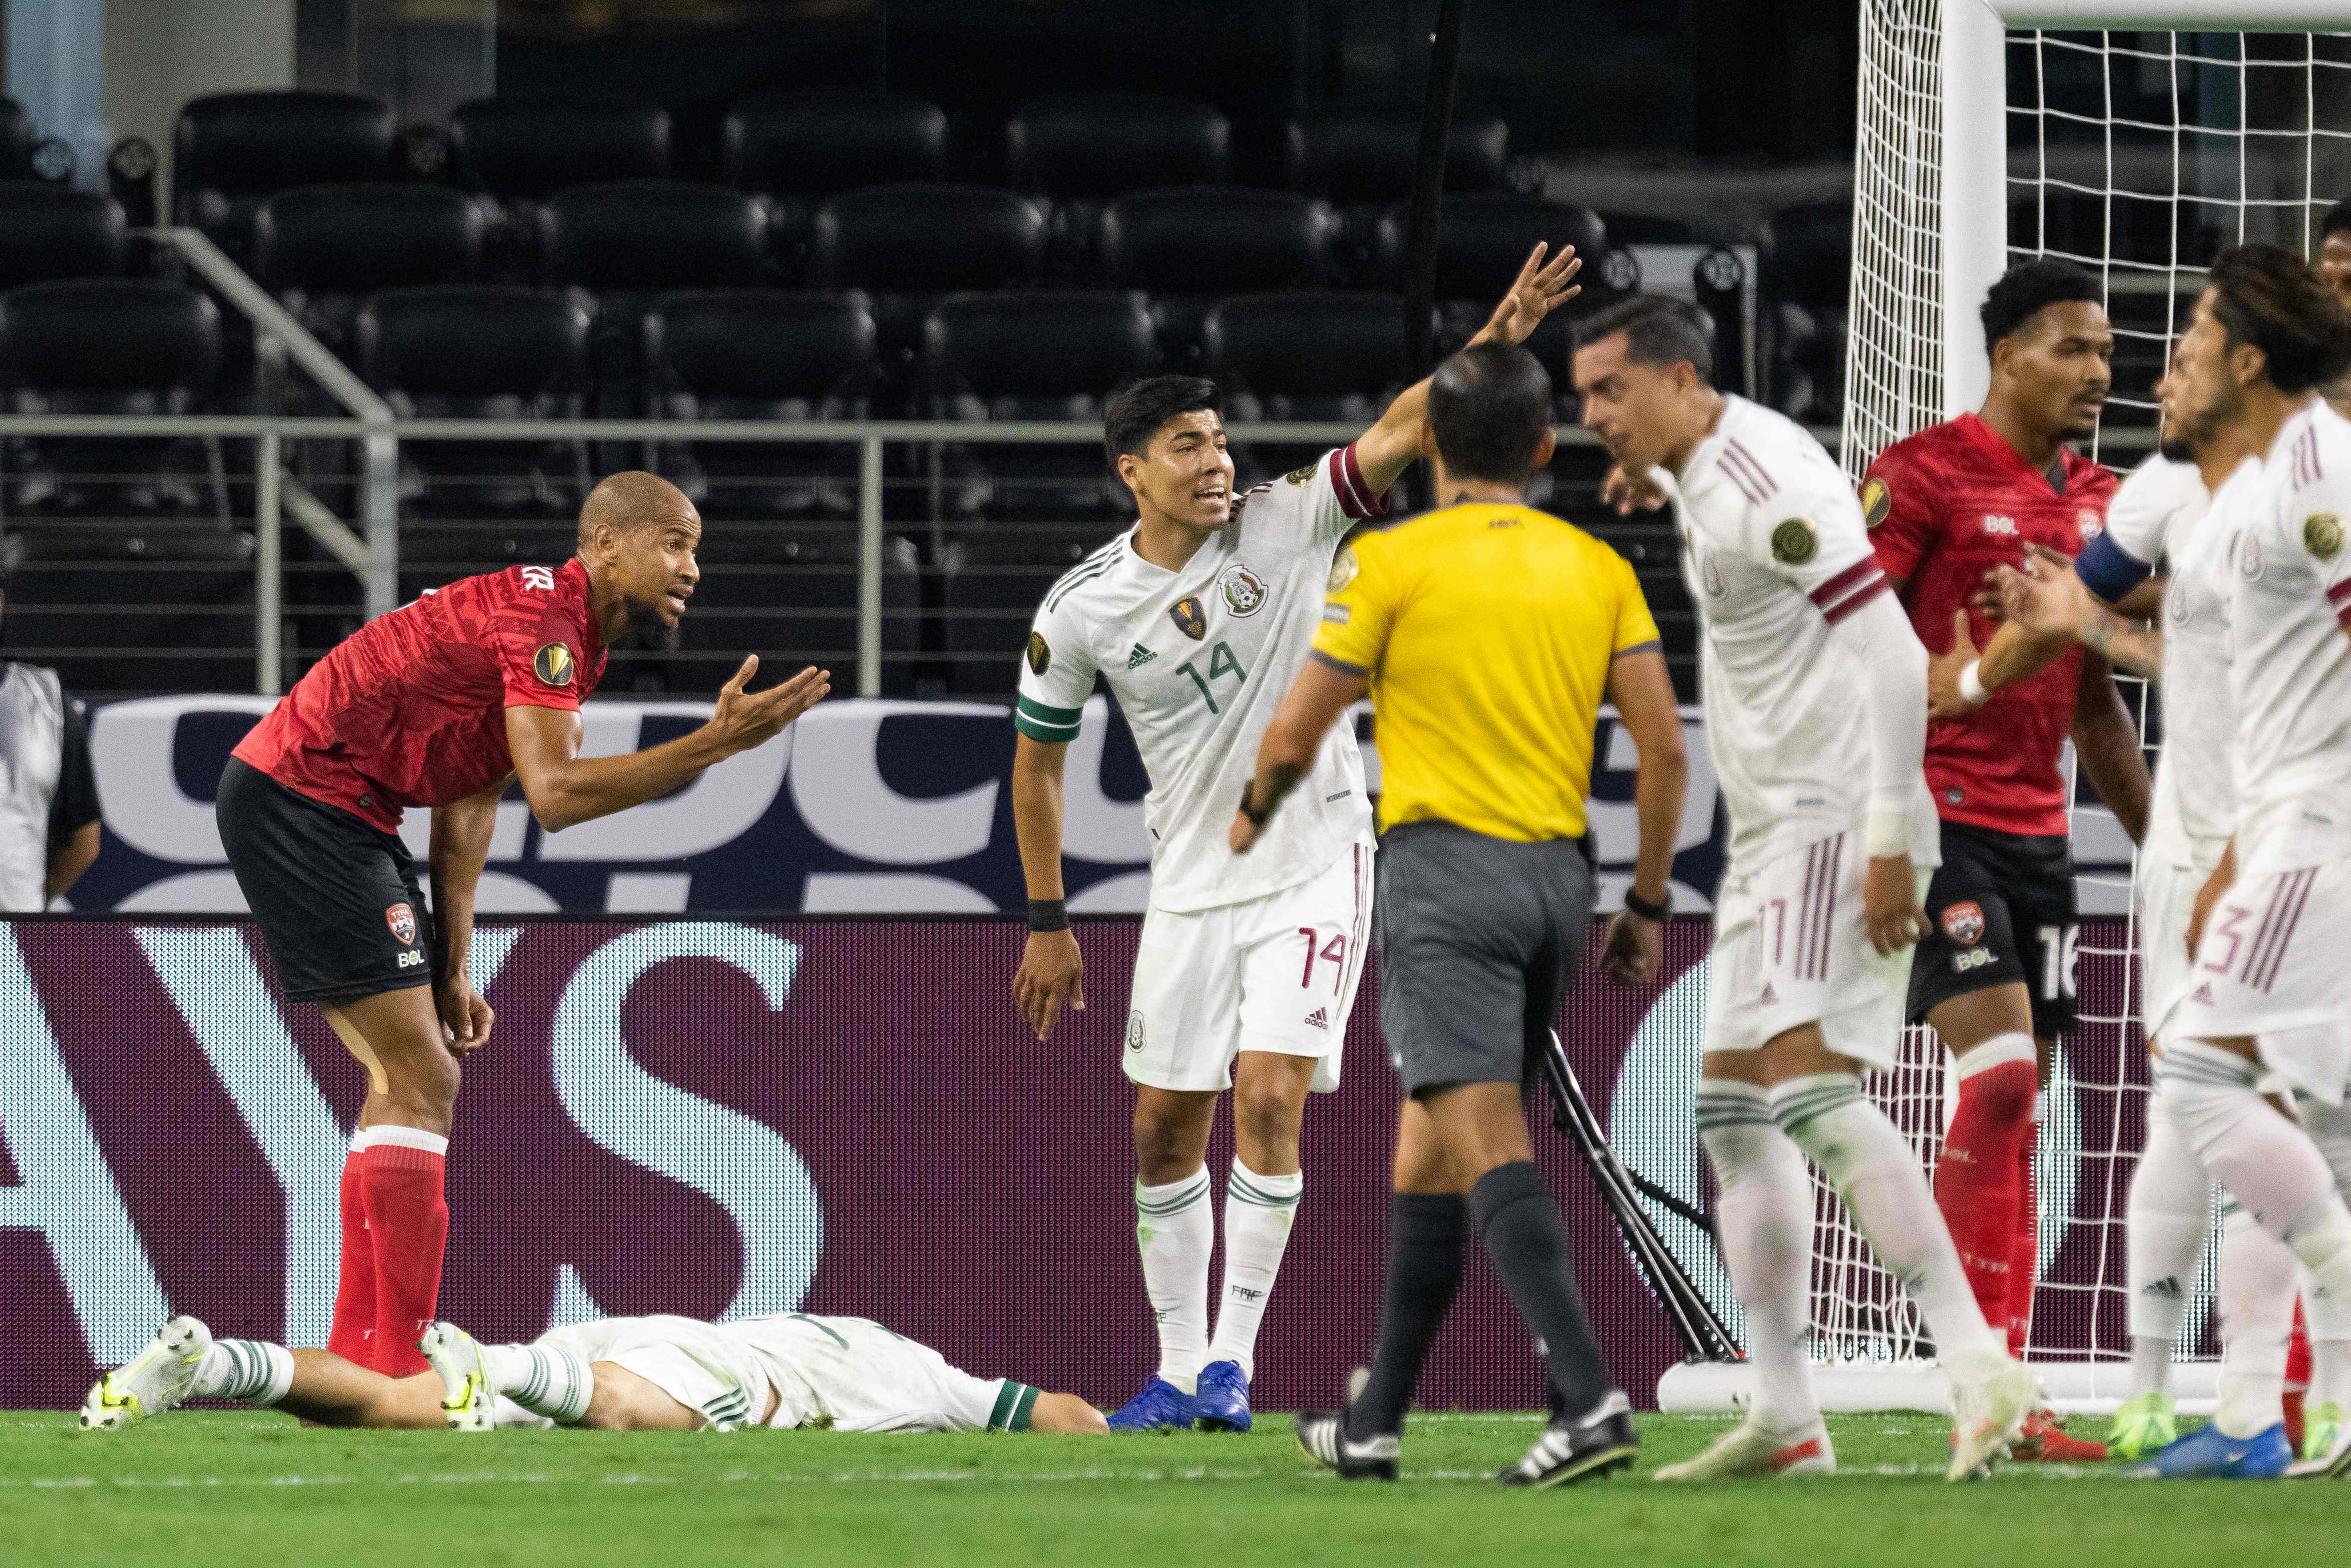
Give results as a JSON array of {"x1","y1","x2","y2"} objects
[{"x1": 217, "y1": 758, "x2": 435, "y2": 1005}]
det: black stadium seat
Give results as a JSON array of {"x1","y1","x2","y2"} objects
[
  {"x1": 924, "y1": 290, "x2": 1156, "y2": 521},
  {"x1": 1006, "y1": 94, "x2": 1231, "y2": 279},
  {"x1": 1285, "y1": 113, "x2": 1509, "y2": 285},
  {"x1": 723, "y1": 89, "x2": 948, "y2": 281},
  {"x1": 449, "y1": 99, "x2": 672, "y2": 279},
  {"x1": 811, "y1": 183, "x2": 1047, "y2": 359},
  {"x1": 1102, "y1": 187, "x2": 1336, "y2": 364},
  {"x1": 539, "y1": 180, "x2": 772, "y2": 382},
  {"x1": 251, "y1": 185, "x2": 485, "y2": 355},
  {"x1": 1390, "y1": 193, "x2": 1614, "y2": 357},
  {"x1": 0, "y1": 98, "x2": 36, "y2": 181},
  {"x1": 0, "y1": 187, "x2": 128, "y2": 287},
  {"x1": 173, "y1": 92, "x2": 396, "y2": 261},
  {"x1": 1760, "y1": 200, "x2": 1852, "y2": 425},
  {"x1": 1204, "y1": 292, "x2": 1413, "y2": 423}
]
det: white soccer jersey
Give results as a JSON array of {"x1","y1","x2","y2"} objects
[
  {"x1": 1658, "y1": 394, "x2": 1938, "y2": 869},
  {"x1": 1013, "y1": 444, "x2": 1385, "y2": 912},
  {"x1": 2215, "y1": 401, "x2": 2351, "y2": 875}
]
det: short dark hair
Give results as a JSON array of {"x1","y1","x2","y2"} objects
[
  {"x1": 2322, "y1": 200, "x2": 2351, "y2": 243},
  {"x1": 1103, "y1": 375, "x2": 1220, "y2": 471},
  {"x1": 2205, "y1": 243, "x2": 2351, "y2": 395},
  {"x1": 1572, "y1": 295, "x2": 1714, "y2": 383},
  {"x1": 1427, "y1": 343, "x2": 1554, "y2": 483},
  {"x1": 1980, "y1": 257, "x2": 2102, "y2": 353}
]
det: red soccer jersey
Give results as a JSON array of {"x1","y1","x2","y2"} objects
[
  {"x1": 233, "y1": 559, "x2": 607, "y2": 833},
  {"x1": 1863, "y1": 414, "x2": 2117, "y2": 838}
]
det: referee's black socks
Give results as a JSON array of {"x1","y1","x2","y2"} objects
[
  {"x1": 1469, "y1": 1161, "x2": 1614, "y2": 1421},
  {"x1": 1348, "y1": 1193, "x2": 1468, "y2": 1441}
]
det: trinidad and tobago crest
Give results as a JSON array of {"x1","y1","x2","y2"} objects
[
  {"x1": 386, "y1": 903, "x2": 418, "y2": 946},
  {"x1": 1169, "y1": 595, "x2": 1207, "y2": 640}
]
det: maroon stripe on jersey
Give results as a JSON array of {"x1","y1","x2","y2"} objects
[
  {"x1": 1334, "y1": 441, "x2": 1390, "y2": 520},
  {"x1": 2241, "y1": 870, "x2": 2302, "y2": 990},
  {"x1": 1807, "y1": 559, "x2": 1878, "y2": 606},
  {"x1": 1811, "y1": 833, "x2": 1845, "y2": 980},
  {"x1": 1795, "y1": 842, "x2": 1823, "y2": 981},
  {"x1": 1723, "y1": 439, "x2": 1778, "y2": 498},
  {"x1": 1716, "y1": 446, "x2": 1766, "y2": 506},
  {"x1": 2251, "y1": 869, "x2": 2317, "y2": 993},
  {"x1": 1819, "y1": 576, "x2": 1892, "y2": 625},
  {"x1": 2327, "y1": 579, "x2": 2351, "y2": 606}
]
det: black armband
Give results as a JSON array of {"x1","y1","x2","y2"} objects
[
  {"x1": 1622, "y1": 886, "x2": 1672, "y2": 923},
  {"x1": 1027, "y1": 898, "x2": 1070, "y2": 933}
]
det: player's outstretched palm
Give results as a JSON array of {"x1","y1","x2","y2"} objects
[
  {"x1": 1863, "y1": 853, "x2": 1928, "y2": 956},
  {"x1": 1014, "y1": 929, "x2": 1085, "y2": 1041},
  {"x1": 710, "y1": 656, "x2": 830, "y2": 755},
  {"x1": 1477, "y1": 242, "x2": 1582, "y2": 347}
]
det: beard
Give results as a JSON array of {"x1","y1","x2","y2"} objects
[{"x1": 618, "y1": 592, "x2": 684, "y2": 652}]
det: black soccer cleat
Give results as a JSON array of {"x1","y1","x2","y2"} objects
[
  {"x1": 1497, "y1": 1390, "x2": 1638, "y2": 1488},
  {"x1": 1295, "y1": 1408, "x2": 1401, "y2": 1481}
]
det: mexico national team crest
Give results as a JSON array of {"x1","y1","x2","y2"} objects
[
  {"x1": 1219, "y1": 562, "x2": 1268, "y2": 617},
  {"x1": 1942, "y1": 900, "x2": 1985, "y2": 946},
  {"x1": 534, "y1": 641, "x2": 575, "y2": 686},
  {"x1": 1169, "y1": 595, "x2": 1208, "y2": 640},
  {"x1": 386, "y1": 902, "x2": 418, "y2": 946}
]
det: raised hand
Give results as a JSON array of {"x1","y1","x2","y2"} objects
[
  {"x1": 709, "y1": 656, "x2": 830, "y2": 756},
  {"x1": 1475, "y1": 242, "x2": 1582, "y2": 348},
  {"x1": 1927, "y1": 609, "x2": 1985, "y2": 718},
  {"x1": 1601, "y1": 463, "x2": 1669, "y2": 515}
]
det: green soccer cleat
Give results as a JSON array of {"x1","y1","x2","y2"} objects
[
  {"x1": 2286, "y1": 1399, "x2": 2347, "y2": 1478},
  {"x1": 2107, "y1": 1391, "x2": 2178, "y2": 1461},
  {"x1": 418, "y1": 1321, "x2": 496, "y2": 1433},
  {"x1": 80, "y1": 1316, "x2": 212, "y2": 1432}
]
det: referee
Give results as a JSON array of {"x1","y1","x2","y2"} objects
[{"x1": 1231, "y1": 341, "x2": 1688, "y2": 1486}]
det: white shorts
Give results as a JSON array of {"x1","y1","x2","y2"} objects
[
  {"x1": 1705, "y1": 832, "x2": 1929, "y2": 1072},
  {"x1": 2135, "y1": 854, "x2": 2211, "y2": 1042},
  {"x1": 1125, "y1": 839, "x2": 1374, "y2": 1095},
  {"x1": 524, "y1": 1313, "x2": 1028, "y2": 1434},
  {"x1": 2164, "y1": 854, "x2": 2351, "y2": 1106}
]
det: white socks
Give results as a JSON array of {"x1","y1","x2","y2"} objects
[
  {"x1": 485, "y1": 1341, "x2": 594, "y2": 1425},
  {"x1": 1698, "y1": 1080, "x2": 1821, "y2": 1430},
  {"x1": 1770, "y1": 1073, "x2": 2007, "y2": 1380},
  {"x1": 1136, "y1": 1168, "x2": 1214, "y2": 1393},
  {"x1": 2293, "y1": 1091, "x2": 2351, "y2": 1413},
  {"x1": 2215, "y1": 1201, "x2": 2298, "y2": 1436},
  {"x1": 2124, "y1": 1096, "x2": 2210, "y2": 1399},
  {"x1": 1206, "y1": 1162, "x2": 1302, "y2": 1382},
  {"x1": 194, "y1": 1339, "x2": 296, "y2": 1406}
]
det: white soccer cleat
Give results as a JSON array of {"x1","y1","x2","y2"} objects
[
  {"x1": 418, "y1": 1321, "x2": 495, "y2": 1433},
  {"x1": 1947, "y1": 1359, "x2": 2036, "y2": 1482},
  {"x1": 1653, "y1": 1416, "x2": 1835, "y2": 1481},
  {"x1": 80, "y1": 1315, "x2": 212, "y2": 1432}
]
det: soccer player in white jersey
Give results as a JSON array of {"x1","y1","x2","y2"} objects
[
  {"x1": 1009, "y1": 245, "x2": 1582, "y2": 1433},
  {"x1": 1570, "y1": 296, "x2": 2037, "y2": 1482},
  {"x1": 83, "y1": 1312, "x2": 1107, "y2": 1437}
]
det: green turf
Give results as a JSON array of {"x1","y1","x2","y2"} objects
[{"x1": 3, "y1": 1411, "x2": 2334, "y2": 1568}]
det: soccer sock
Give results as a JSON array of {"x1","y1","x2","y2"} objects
[
  {"x1": 2216, "y1": 1201, "x2": 2298, "y2": 1437},
  {"x1": 1697, "y1": 1079, "x2": 1821, "y2": 1431},
  {"x1": 193, "y1": 1339, "x2": 296, "y2": 1407},
  {"x1": 1772, "y1": 1074, "x2": 2007, "y2": 1379},
  {"x1": 1205, "y1": 1161, "x2": 1302, "y2": 1382},
  {"x1": 2123, "y1": 1100, "x2": 2211, "y2": 1399},
  {"x1": 358, "y1": 1126, "x2": 451, "y2": 1380},
  {"x1": 1470, "y1": 1161, "x2": 1614, "y2": 1420},
  {"x1": 1350, "y1": 1193, "x2": 1467, "y2": 1441},
  {"x1": 327, "y1": 1140, "x2": 379, "y2": 1369},
  {"x1": 2006, "y1": 1095, "x2": 2041, "y2": 1357},
  {"x1": 1135, "y1": 1168, "x2": 1214, "y2": 1394},
  {"x1": 2296, "y1": 1088, "x2": 2351, "y2": 1417},
  {"x1": 1933, "y1": 1034, "x2": 2036, "y2": 1334},
  {"x1": 484, "y1": 1341, "x2": 595, "y2": 1425}
]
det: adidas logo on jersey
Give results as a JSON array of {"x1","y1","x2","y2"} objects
[
  {"x1": 1758, "y1": 982, "x2": 1778, "y2": 1005},
  {"x1": 1303, "y1": 1008, "x2": 1329, "y2": 1030},
  {"x1": 1126, "y1": 643, "x2": 1157, "y2": 668}
]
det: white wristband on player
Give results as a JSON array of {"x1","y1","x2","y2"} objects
[
  {"x1": 1865, "y1": 810, "x2": 1910, "y2": 859},
  {"x1": 1958, "y1": 659, "x2": 1989, "y2": 707}
]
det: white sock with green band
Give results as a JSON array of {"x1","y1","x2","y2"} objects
[
  {"x1": 1206, "y1": 1161, "x2": 1303, "y2": 1382},
  {"x1": 484, "y1": 1342, "x2": 595, "y2": 1425},
  {"x1": 1136, "y1": 1167, "x2": 1214, "y2": 1394},
  {"x1": 193, "y1": 1339, "x2": 295, "y2": 1406}
]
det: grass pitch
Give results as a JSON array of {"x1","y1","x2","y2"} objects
[{"x1": 3, "y1": 1411, "x2": 2334, "y2": 1568}]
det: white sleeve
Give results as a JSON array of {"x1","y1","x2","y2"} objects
[
  {"x1": 1825, "y1": 586, "x2": 1929, "y2": 855},
  {"x1": 1011, "y1": 587, "x2": 1101, "y2": 744},
  {"x1": 2101, "y1": 454, "x2": 2192, "y2": 567},
  {"x1": 1236, "y1": 442, "x2": 1393, "y2": 547}
]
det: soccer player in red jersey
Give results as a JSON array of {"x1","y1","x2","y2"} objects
[
  {"x1": 1861, "y1": 260, "x2": 2151, "y2": 1459},
  {"x1": 217, "y1": 471, "x2": 827, "y2": 1375}
]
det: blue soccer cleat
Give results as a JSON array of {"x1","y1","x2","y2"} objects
[
  {"x1": 1193, "y1": 1360, "x2": 1251, "y2": 1433},
  {"x1": 1107, "y1": 1376, "x2": 1198, "y2": 1432},
  {"x1": 2122, "y1": 1421, "x2": 2292, "y2": 1480}
]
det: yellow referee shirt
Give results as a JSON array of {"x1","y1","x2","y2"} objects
[{"x1": 1312, "y1": 502, "x2": 1659, "y2": 841}]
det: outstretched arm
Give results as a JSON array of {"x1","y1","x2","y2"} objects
[
  {"x1": 1232, "y1": 655, "x2": 1368, "y2": 852},
  {"x1": 1350, "y1": 243, "x2": 1582, "y2": 495}
]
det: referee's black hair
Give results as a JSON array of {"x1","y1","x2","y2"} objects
[
  {"x1": 1979, "y1": 257, "x2": 2102, "y2": 354},
  {"x1": 1428, "y1": 342, "x2": 1554, "y2": 484},
  {"x1": 2205, "y1": 243, "x2": 2351, "y2": 395},
  {"x1": 2323, "y1": 200, "x2": 2351, "y2": 243},
  {"x1": 1103, "y1": 375, "x2": 1221, "y2": 472},
  {"x1": 1572, "y1": 295, "x2": 1715, "y2": 384}
]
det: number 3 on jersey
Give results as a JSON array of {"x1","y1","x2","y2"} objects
[{"x1": 1176, "y1": 640, "x2": 1249, "y2": 714}]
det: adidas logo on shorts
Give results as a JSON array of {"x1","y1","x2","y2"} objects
[
  {"x1": 1303, "y1": 1007, "x2": 1328, "y2": 1030},
  {"x1": 1127, "y1": 643, "x2": 1157, "y2": 668}
]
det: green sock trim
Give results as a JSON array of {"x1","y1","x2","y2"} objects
[
  {"x1": 1226, "y1": 1172, "x2": 1302, "y2": 1208},
  {"x1": 987, "y1": 1380, "x2": 1023, "y2": 1431},
  {"x1": 1009, "y1": 1384, "x2": 1040, "y2": 1433}
]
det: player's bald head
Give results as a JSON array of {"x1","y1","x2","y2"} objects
[{"x1": 577, "y1": 470, "x2": 696, "y2": 550}]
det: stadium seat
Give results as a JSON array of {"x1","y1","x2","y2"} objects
[
  {"x1": 356, "y1": 285, "x2": 591, "y2": 540},
  {"x1": 1204, "y1": 291, "x2": 1412, "y2": 422},
  {"x1": 1101, "y1": 187, "x2": 1337, "y2": 365},
  {"x1": 674, "y1": 528, "x2": 925, "y2": 698},
  {"x1": 539, "y1": 180, "x2": 773, "y2": 384},
  {"x1": 0, "y1": 187, "x2": 128, "y2": 288},
  {"x1": 924, "y1": 290, "x2": 1156, "y2": 522},
  {"x1": 0, "y1": 98, "x2": 35, "y2": 180},
  {"x1": 644, "y1": 289, "x2": 879, "y2": 528},
  {"x1": 1006, "y1": 94, "x2": 1232, "y2": 279},
  {"x1": 1399, "y1": 193, "x2": 1616, "y2": 352},
  {"x1": 2, "y1": 521, "x2": 256, "y2": 697},
  {"x1": 1759, "y1": 200, "x2": 1850, "y2": 424},
  {"x1": 1285, "y1": 114, "x2": 1509, "y2": 285},
  {"x1": 251, "y1": 185, "x2": 485, "y2": 356},
  {"x1": 722, "y1": 89, "x2": 948, "y2": 281},
  {"x1": 173, "y1": 92, "x2": 397, "y2": 262},
  {"x1": 449, "y1": 98, "x2": 672, "y2": 277},
  {"x1": 938, "y1": 535, "x2": 1107, "y2": 697},
  {"x1": 810, "y1": 183, "x2": 1047, "y2": 360}
]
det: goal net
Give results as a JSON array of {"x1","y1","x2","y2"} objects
[{"x1": 1667, "y1": 3, "x2": 2351, "y2": 1416}]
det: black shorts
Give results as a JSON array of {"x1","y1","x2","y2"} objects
[
  {"x1": 217, "y1": 758, "x2": 436, "y2": 1005},
  {"x1": 1905, "y1": 819, "x2": 2078, "y2": 1039}
]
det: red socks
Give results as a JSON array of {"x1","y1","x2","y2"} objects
[
  {"x1": 326, "y1": 1147, "x2": 378, "y2": 1365},
  {"x1": 1934, "y1": 1035, "x2": 2038, "y2": 1335},
  {"x1": 2007, "y1": 1102, "x2": 2041, "y2": 1357},
  {"x1": 340, "y1": 1127, "x2": 451, "y2": 1376}
]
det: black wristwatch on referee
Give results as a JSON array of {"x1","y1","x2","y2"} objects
[{"x1": 1622, "y1": 885, "x2": 1672, "y2": 923}]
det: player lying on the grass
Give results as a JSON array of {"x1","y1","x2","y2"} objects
[
  {"x1": 1570, "y1": 297, "x2": 2037, "y2": 1483},
  {"x1": 83, "y1": 1313, "x2": 1107, "y2": 1437},
  {"x1": 1009, "y1": 243, "x2": 1582, "y2": 1435}
]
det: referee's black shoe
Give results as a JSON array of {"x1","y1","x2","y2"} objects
[
  {"x1": 1294, "y1": 1408, "x2": 1400, "y2": 1481},
  {"x1": 1498, "y1": 1390, "x2": 1638, "y2": 1488}
]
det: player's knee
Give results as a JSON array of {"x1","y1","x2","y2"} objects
[
  {"x1": 1130, "y1": 1095, "x2": 1211, "y2": 1179},
  {"x1": 1230, "y1": 1089, "x2": 1303, "y2": 1168}
]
